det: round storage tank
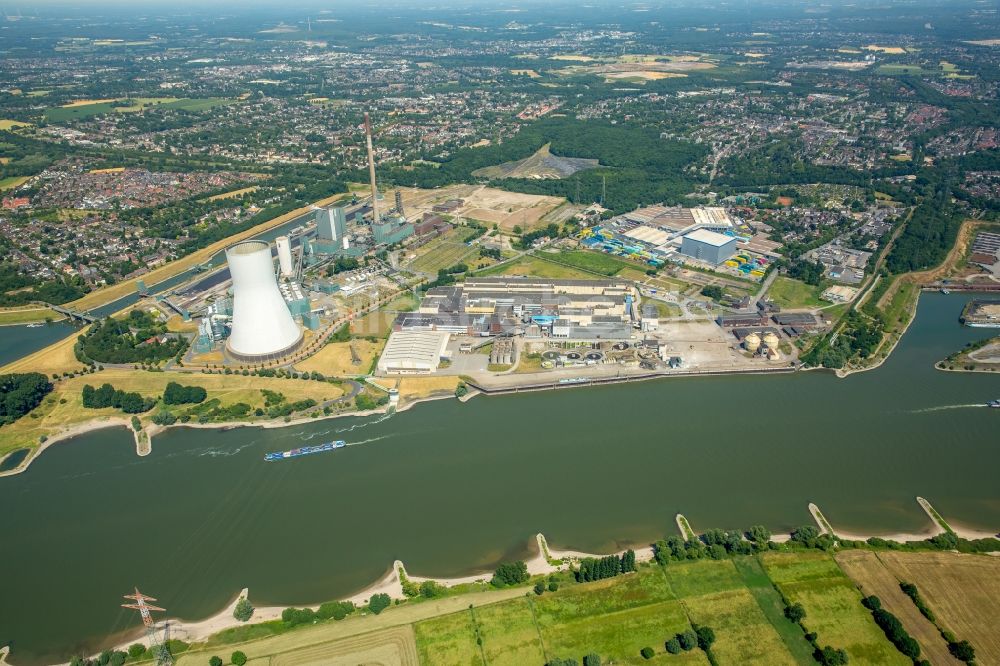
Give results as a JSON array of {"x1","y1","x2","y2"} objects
[
  {"x1": 226, "y1": 240, "x2": 303, "y2": 362},
  {"x1": 744, "y1": 333, "x2": 761, "y2": 353},
  {"x1": 763, "y1": 332, "x2": 779, "y2": 349}
]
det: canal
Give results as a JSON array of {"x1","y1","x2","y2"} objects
[{"x1": 0, "y1": 292, "x2": 998, "y2": 663}]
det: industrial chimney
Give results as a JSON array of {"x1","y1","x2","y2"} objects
[{"x1": 365, "y1": 111, "x2": 379, "y2": 225}]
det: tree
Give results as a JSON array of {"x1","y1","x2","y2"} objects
[
  {"x1": 814, "y1": 645, "x2": 848, "y2": 665},
  {"x1": 747, "y1": 525, "x2": 771, "y2": 544},
  {"x1": 368, "y1": 592, "x2": 391, "y2": 614},
  {"x1": 678, "y1": 629, "x2": 697, "y2": 651},
  {"x1": 785, "y1": 602, "x2": 807, "y2": 623},
  {"x1": 0, "y1": 372, "x2": 53, "y2": 425},
  {"x1": 534, "y1": 581, "x2": 545, "y2": 595},
  {"x1": 131, "y1": 415, "x2": 141, "y2": 431},
  {"x1": 231, "y1": 652, "x2": 247, "y2": 666},
  {"x1": 695, "y1": 625, "x2": 716, "y2": 651},
  {"x1": 700, "y1": 285, "x2": 724, "y2": 300},
  {"x1": 548, "y1": 581, "x2": 559, "y2": 592},
  {"x1": 233, "y1": 596, "x2": 254, "y2": 622},
  {"x1": 948, "y1": 640, "x2": 975, "y2": 662},
  {"x1": 420, "y1": 580, "x2": 443, "y2": 598},
  {"x1": 665, "y1": 638, "x2": 682, "y2": 654},
  {"x1": 640, "y1": 647, "x2": 655, "y2": 659},
  {"x1": 491, "y1": 561, "x2": 529, "y2": 587},
  {"x1": 209, "y1": 658, "x2": 223, "y2": 666}
]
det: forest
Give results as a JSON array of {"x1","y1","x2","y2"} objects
[
  {"x1": 382, "y1": 117, "x2": 707, "y2": 214},
  {"x1": 77, "y1": 310, "x2": 186, "y2": 365}
]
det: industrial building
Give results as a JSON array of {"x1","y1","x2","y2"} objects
[
  {"x1": 679, "y1": 229, "x2": 739, "y2": 265},
  {"x1": 225, "y1": 240, "x2": 303, "y2": 363},
  {"x1": 395, "y1": 277, "x2": 636, "y2": 339},
  {"x1": 377, "y1": 330, "x2": 452, "y2": 374}
]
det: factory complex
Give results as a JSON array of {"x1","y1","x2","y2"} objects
[
  {"x1": 578, "y1": 205, "x2": 781, "y2": 279},
  {"x1": 395, "y1": 277, "x2": 637, "y2": 339}
]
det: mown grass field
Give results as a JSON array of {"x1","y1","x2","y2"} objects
[
  {"x1": 767, "y1": 277, "x2": 825, "y2": 309},
  {"x1": 295, "y1": 339, "x2": 384, "y2": 377},
  {"x1": 762, "y1": 551, "x2": 910, "y2": 665},
  {"x1": 548, "y1": 250, "x2": 630, "y2": 276},
  {"x1": 0, "y1": 306, "x2": 61, "y2": 325}
]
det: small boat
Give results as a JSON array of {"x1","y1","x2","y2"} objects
[
  {"x1": 25, "y1": 323, "x2": 43, "y2": 328},
  {"x1": 940, "y1": 288, "x2": 950, "y2": 295},
  {"x1": 987, "y1": 399, "x2": 1000, "y2": 408}
]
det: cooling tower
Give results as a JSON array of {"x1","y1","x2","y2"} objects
[
  {"x1": 225, "y1": 240, "x2": 303, "y2": 362},
  {"x1": 276, "y1": 235, "x2": 293, "y2": 277}
]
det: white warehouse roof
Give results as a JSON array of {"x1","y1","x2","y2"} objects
[
  {"x1": 377, "y1": 330, "x2": 451, "y2": 374},
  {"x1": 683, "y1": 228, "x2": 736, "y2": 247}
]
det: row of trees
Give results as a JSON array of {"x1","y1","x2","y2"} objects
[
  {"x1": 861, "y1": 596, "x2": 923, "y2": 662},
  {"x1": 0, "y1": 372, "x2": 52, "y2": 425},
  {"x1": 81, "y1": 383, "x2": 156, "y2": 414},
  {"x1": 897, "y1": 582, "x2": 977, "y2": 663},
  {"x1": 782, "y1": 598, "x2": 848, "y2": 665},
  {"x1": 642, "y1": 625, "x2": 715, "y2": 661},
  {"x1": 574, "y1": 550, "x2": 636, "y2": 583}
]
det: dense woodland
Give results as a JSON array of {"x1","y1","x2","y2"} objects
[
  {"x1": 77, "y1": 310, "x2": 185, "y2": 364},
  {"x1": 0, "y1": 372, "x2": 53, "y2": 426}
]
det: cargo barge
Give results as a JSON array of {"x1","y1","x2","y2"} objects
[{"x1": 265, "y1": 440, "x2": 346, "y2": 461}]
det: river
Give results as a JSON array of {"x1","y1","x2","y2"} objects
[{"x1": 1, "y1": 292, "x2": 998, "y2": 663}]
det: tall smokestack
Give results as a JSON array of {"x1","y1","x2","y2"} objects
[{"x1": 365, "y1": 112, "x2": 378, "y2": 225}]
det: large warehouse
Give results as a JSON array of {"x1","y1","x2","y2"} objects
[
  {"x1": 679, "y1": 229, "x2": 739, "y2": 265},
  {"x1": 377, "y1": 330, "x2": 452, "y2": 374}
]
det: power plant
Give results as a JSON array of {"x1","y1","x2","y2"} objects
[
  {"x1": 276, "y1": 235, "x2": 294, "y2": 277},
  {"x1": 225, "y1": 240, "x2": 303, "y2": 362}
]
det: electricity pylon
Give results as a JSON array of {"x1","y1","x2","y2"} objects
[{"x1": 122, "y1": 588, "x2": 173, "y2": 666}]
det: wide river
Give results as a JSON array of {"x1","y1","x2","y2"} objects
[{"x1": 1, "y1": 292, "x2": 998, "y2": 663}]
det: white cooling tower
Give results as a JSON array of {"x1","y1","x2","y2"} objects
[
  {"x1": 276, "y1": 235, "x2": 293, "y2": 277},
  {"x1": 225, "y1": 240, "x2": 303, "y2": 362}
]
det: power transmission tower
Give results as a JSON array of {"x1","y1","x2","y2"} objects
[{"x1": 122, "y1": 588, "x2": 173, "y2": 666}]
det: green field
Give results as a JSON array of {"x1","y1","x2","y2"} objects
[
  {"x1": 547, "y1": 250, "x2": 631, "y2": 276},
  {"x1": 767, "y1": 277, "x2": 825, "y2": 309},
  {"x1": 762, "y1": 551, "x2": 910, "y2": 665},
  {"x1": 876, "y1": 64, "x2": 931, "y2": 76},
  {"x1": 0, "y1": 176, "x2": 31, "y2": 191},
  {"x1": 44, "y1": 97, "x2": 230, "y2": 122},
  {"x1": 480, "y1": 255, "x2": 596, "y2": 280}
]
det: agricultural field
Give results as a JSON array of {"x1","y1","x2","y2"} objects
[
  {"x1": 767, "y1": 277, "x2": 825, "y2": 309},
  {"x1": 268, "y1": 626, "x2": 419, "y2": 666},
  {"x1": 872, "y1": 551, "x2": 1000, "y2": 664},
  {"x1": 0, "y1": 119, "x2": 31, "y2": 130},
  {"x1": 204, "y1": 186, "x2": 259, "y2": 202},
  {"x1": 835, "y1": 551, "x2": 961, "y2": 665},
  {"x1": 44, "y1": 97, "x2": 230, "y2": 122},
  {"x1": 762, "y1": 551, "x2": 910, "y2": 665}
]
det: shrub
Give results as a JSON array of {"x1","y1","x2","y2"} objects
[
  {"x1": 491, "y1": 561, "x2": 529, "y2": 587},
  {"x1": 948, "y1": 640, "x2": 975, "y2": 663},
  {"x1": 582, "y1": 654, "x2": 601, "y2": 666},
  {"x1": 368, "y1": 593, "x2": 391, "y2": 614},
  {"x1": 785, "y1": 602, "x2": 806, "y2": 623},
  {"x1": 127, "y1": 645, "x2": 146, "y2": 659},
  {"x1": 640, "y1": 647, "x2": 655, "y2": 659},
  {"x1": 548, "y1": 581, "x2": 559, "y2": 592},
  {"x1": 534, "y1": 581, "x2": 545, "y2": 595},
  {"x1": 233, "y1": 597, "x2": 254, "y2": 622},
  {"x1": 814, "y1": 645, "x2": 849, "y2": 665},
  {"x1": 695, "y1": 625, "x2": 716, "y2": 651},
  {"x1": 420, "y1": 580, "x2": 444, "y2": 598},
  {"x1": 678, "y1": 629, "x2": 697, "y2": 651},
  {"x1": 231, "y1": 652, "x2": 247, "y2": 666},
  {"x1": 209, "y1": 658, "x2": 222, "y2": 666}
]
